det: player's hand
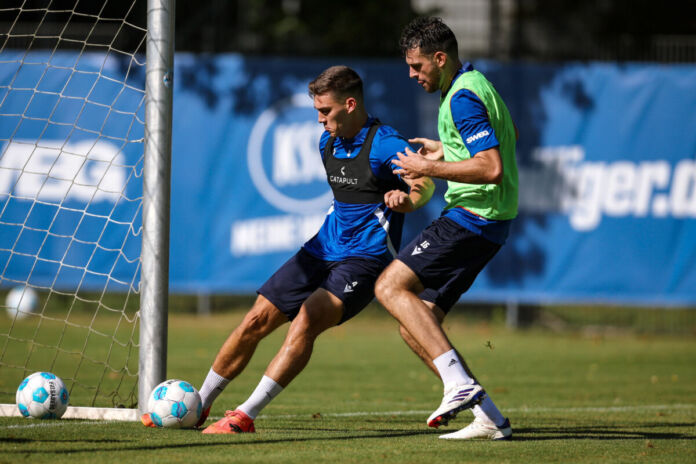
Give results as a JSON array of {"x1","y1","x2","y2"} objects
[
  {"x1": 384, "y1": 189, "x2": 413, "y2": 212},
  {"x1": 392, "y1": 146, "x2": 430, "y2": 180},
  {"x1": 409, "y1": 137, "x2": 444, "y2": 161}
]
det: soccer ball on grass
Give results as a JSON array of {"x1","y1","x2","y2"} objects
[
  {"x1": 16, "y1": 372, "x2": 69, "y2": 419},
  {"x1": 146, "y1": 379, "x2": 202, "y2": 428}
]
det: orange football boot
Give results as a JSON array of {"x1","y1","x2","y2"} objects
[
  {"x1": 201, "y1": 409, "x2": 255, "y2": 434},
  {"x1": 141, "y1": 413, "x2": 156, "y2": 427}
]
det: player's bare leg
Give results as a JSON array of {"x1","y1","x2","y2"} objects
[
  {"x1": 376, "y1": 260, "x2": 453, "y2": 359},
  {"x1": 398, "y1": 302, "x2": 478, "y2": 382},
  {"x1": 195, "y1": 295, "x2": 287, "y2": 426},
  {"x1": 376, "y1": 260, "x2": 485, "y2": 427},
  {"x1": 202, "y1": 289, "x2": 343, "y2": 434},
  {"x1": 264, "y1": 288, "x2": 343, "y2": 387},
  {"x1": 399, "y1": 318, "x2": 438, "y2": 376},
  {"x1": 396, "y1": 299, "x2": 509, "y2": 439},
  {"x1": 211, "y1": 295, "x2": 288, "y2": 379}
]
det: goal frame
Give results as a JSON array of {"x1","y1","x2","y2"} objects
[
  {"x1": 137, "y1": 0, "x2": 174, "y2": 417},
  {"x1": 0, "y1": 0, "x2": 174, "y2": 421}
]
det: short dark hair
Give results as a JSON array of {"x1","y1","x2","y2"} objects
[
  {"x1": 399, "y1": 16, "x2": 458, "y2": 58},
  {"x1": 308, "y1": 65, "x2": 363, "y2": 101}
]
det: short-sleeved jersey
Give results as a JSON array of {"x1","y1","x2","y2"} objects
[
  {"x1": 450, "y1": 64, "x2": 500, "y2": 156},
  {"x1": 439, "y1": 63, "x2": 518, "y2": 245},
  {"x1": 302, "y1": 116, "x2": 412, "y2": 264}
]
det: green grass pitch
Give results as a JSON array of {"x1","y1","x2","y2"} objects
[{"x1": 1, "y1": 306, "x2": 694, "y2": 463}]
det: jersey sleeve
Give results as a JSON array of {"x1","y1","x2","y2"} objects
[
  {"x1": 451, "y1": 88, "x2": 500, "y2": 156},
  {"x1": 370, "y1": 126, "x2": 413, "y2": 182}
]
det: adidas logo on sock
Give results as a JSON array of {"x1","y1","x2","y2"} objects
[{"x1": 448, "y1": 358, "x2": 458, "y2": 367}]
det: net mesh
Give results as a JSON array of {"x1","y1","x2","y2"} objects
[{"x1": 0, "y1": 0, "x2": 146, "y2": 408}]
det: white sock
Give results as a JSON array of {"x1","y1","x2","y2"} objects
[
  {"x1": 472, "y1": 396, "x2": 507, "y2": 427},
  {"x1": 433, "y1": 349, "x2": 475, "y2": 387},
  {"x1": 198, "y1": 368, "x2": 230, "y2": 410},
  {"x1": 237, "y1": 375, "x2": 284, "y2": 419}
]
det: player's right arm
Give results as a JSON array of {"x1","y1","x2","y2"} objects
[
  {"x1": 408, "y1": 137, "x2": 444, "y2": 161},
  {"x1": 393, "y1": 89, "x2": 506, "y2": 184},
  {"x1": 393, "y1": 145, "x2": 503, "y2": 184}
]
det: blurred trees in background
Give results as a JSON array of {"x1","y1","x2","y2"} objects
[
  {"x1": 2, "y1": 0, "x2": 694, "y2": 61},
  {"x1": 175, "y1": 0, "x2": 419, "y2": 56},
  {"x1": 173, "y1": 0, "x2": 695, "y2": 61},
  {"x1": 513, "y1": 0, "x2": 696, "y2": 61}
]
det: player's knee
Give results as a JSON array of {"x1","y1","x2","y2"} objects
[
  {"x1": 374, "y1": 272, "x2": 395, "y2": 304},
  {"x1": 237, "y1": 315, "x2": 266, "y2": 341},
  {"x1": 239, "y1": 306, "x2": 281, "y2": 340},
  {"x1": 292, "y1": 308, "x2": 333, "y2": 340}
]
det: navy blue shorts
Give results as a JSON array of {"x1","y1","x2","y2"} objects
[
  {"x1": 397, "y1": 217, "x2": 501, "y2": 313},
  {"x1": 258, "y1": 248, "x2": 385, "y2": 324}
]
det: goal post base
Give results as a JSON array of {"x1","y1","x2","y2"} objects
[{"x1": 0, "y1": 404, "x2": 138, "y2": 421}]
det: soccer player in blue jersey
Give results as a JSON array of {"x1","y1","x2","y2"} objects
[
  {"x1": 375, "y1": 17, "x2": 518, "y2": 440},
  {"x1": 142, "y1": 65, "x2": 434, "y2": 433}
]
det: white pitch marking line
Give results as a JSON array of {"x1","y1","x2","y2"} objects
[
  {"x1": 257, "y1": 403, "x2": 696, "y2": 419},
  {"x1": 0, "y1": 420, "x2": 109, "y2": 430}
]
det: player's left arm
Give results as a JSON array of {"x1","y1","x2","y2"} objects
[
  {"x1": 384, "y1": 175, "x2": 434, "y2": 213},
  {"x1": 375, "y1": 129, "x2": 434, "y2": 213}
]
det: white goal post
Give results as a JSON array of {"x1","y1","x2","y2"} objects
[{"x1": 0, "y1": 0, "x2": 173, "y2": 420}]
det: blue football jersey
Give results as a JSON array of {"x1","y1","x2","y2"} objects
[{"x1": 302, "y1": 116, "x2": 412, "y2": 264}]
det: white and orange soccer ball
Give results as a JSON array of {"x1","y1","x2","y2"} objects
[{"x1": 146, "y1": 379, "x2": 202, "y2": 428}]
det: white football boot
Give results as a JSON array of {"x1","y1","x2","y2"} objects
[
  {"x1": 426, "y1": 383, "x2": 486, "y2": 428},
  {"x1": 439, "y1": 417, "x2": 512, "y2": 440}
]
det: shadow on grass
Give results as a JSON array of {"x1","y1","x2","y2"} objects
[
  {"x1": 2, "y1": 428, "x2": 440, "y2": 454},
  {"x1": 512, "y1": 422, "x2": 696, "y2": 441},
  {"x1": 5, "y1": 421, "x2": 694, "y2": 453}
]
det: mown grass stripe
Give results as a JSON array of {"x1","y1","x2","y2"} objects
[
  {"x1": 3, "y1": 404, "x2": 692, "y2": 429},
  {"x1": 4, "y1": 402, "x2": 693, "y2": 430}
]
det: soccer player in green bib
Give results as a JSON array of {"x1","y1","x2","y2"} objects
[{"x1": 375, "y1": 16, "x2": 518, "y2": 440}]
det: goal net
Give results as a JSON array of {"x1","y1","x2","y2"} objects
[{"x1": 0, "y1": 0, "x2": 168, "y2": 420}]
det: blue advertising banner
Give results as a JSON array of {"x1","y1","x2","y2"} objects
[
  {"x1": 2, "y1": 52, "x2": 695, "y2": 306},
  {"x1": 0, "y1": 51, "x2": 143, "y2": 293},
  {"x1": 485, "y1": 62, "x2": 696, "y2": 305}
]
